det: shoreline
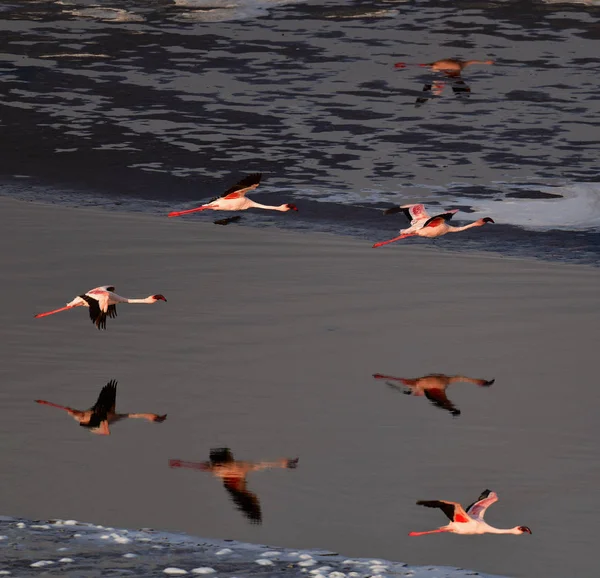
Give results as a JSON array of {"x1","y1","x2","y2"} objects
[
  {"x1": 0, "y1": 514, "x2": 508, "y2": 578},
  {"x1": 2, "y1": 191, "x2": 600, "y2": 271}
]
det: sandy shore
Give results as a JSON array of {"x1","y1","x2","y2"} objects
[{"x1": 1, "y1": 196, "x2": 599, "y2": 578}]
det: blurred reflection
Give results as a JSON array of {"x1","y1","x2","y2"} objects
[
  {"x1": 35, "y1": 379, "x2": 167, "y2": 435},
  {"x1": 373, "y1": 373, "x2": 494, "y2": 417},
  {"x1": 169, "y1": 448, "x2": 298, "y2": 524},
  {"x1": 395, "y1": 58, "x2": 493, "y2": 106}
]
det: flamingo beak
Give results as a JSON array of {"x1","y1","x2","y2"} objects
[
  {"x1": 482, "y1": 217, "x2": 495, "y2": 224},
  {"x1": 394, "y1": 62, "x2": 407, "y2": 69},
  {"x1": 520, "y1": 526, "x2": 532, "y2": 534},
  {"x1": 287, "y1": 203, "x2": 298, "y2": 211},
  {"x1": 154, "y1": 294, "x2": 167, "y2": 302}
]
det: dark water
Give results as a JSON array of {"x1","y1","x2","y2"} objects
[
  {"x1": 2, "y1": 3, "x2": 600, "y2": 578},
  {"x1": 1, "y1": 0, "x2": 600, "y2": 263}
]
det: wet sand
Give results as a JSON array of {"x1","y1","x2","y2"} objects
[{"x1": 1, "y1": 196, "x2": 600, "y2": 578}]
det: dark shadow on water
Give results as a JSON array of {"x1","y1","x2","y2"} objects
[{"x1": 169, "y1": 448, "x2": 299, "y2": 524}]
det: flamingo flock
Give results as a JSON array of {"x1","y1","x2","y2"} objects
[{"x1": 29, "y1": 52, "x2": 536, "y2": 556}]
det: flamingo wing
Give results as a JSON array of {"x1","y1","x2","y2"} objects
[
  {"x1": 222, "y1": 475, "x2": 262, "y2": 524},
  {"x1": 417, "y1": 500, "x2": 470, "y2": 523},
  {"x1": 424, "y1": 388, "x2": 461, "y2": 416},
  {"x1": 222, "y1": 173, "x2": 262, "y2": 200},
  {"x1": 107, "y1": 304, "x2": 118, "y2": 319},
  {"x1": 422, "y1": 210, "x2": 459, "y2": 228},
  {"x1": 383, "y1": 203, "x2": 431, "y2": 224},
  {"x1": 78, "y1": 294, "x2": 107, "y2": 329},
  {"x1": 90, "y1": 380, "x2": 117, "y2": 414},
  {"x1": 466, "y1": 490, "x2": 498, "y2": 520},
  {"x1": 92, "y1": 286, "x2": 115, "y2": 292}
]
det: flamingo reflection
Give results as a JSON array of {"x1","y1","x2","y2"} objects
[
  {"x1": 394, "y1": 58, "x2": 493, "y2": 106},
  {"x1": 35, "y1": 379, "x2": 167, "y2": 435},
  {"x1": 373, "y1": 373, "x2": 494, "y2": 417},
  {"x1": 169, "y1": 448, "x2": 298, "y2": 524}
]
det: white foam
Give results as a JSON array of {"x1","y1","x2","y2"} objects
[
  {"x1": 298, "y1": 559, "x2": 317, "y2": 567},
  {"x1": 191, "y1": 568, "x2": 216, "y2": 574},
  {"x1": 30, "y1": 560, "x2": 55, "y2": 567},
  {"x1": 164, "y1": 569, "x2": 188, "y2": 575},
  {"x1": 0, "y1": 571, "x2": 11, "y2": 575},
  {"x1": 261, "y1": 550, "x2": 281, "y2": 557},
  {"x1": 255, "y1": 559, "x2": 274, "y2": 566},
  {"x1": 59, "y1": 558, "x2": 73, "y2": 563},
  {"x1": 454, "y1": 182, "x2": 600, "y2": 231},
  {"x1": 30, "y1": 525, "x2": 51, "y2": 529},
  {"x1": 124, "y1": 553, "x2": 138, "y2": 558},
  {"x1": 215, "y1": 548, "x2": 233, "y2": 555}
]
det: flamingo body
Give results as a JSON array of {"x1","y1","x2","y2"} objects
[
  {"x1": 34, "y1": 285, "x2": 167, "y2": 330},
  {"x1": 409, "y1": 490, "x2": 532, "y2": 536},
  {"x1": 373, "y1": 204, "x2": 494, "y2": 247},
  {"x1": 167, "y1": 173, "x2": 298, "y2": 218},
  {"x1": 373, "y1": 373, "x2": 494, "y2": 417},
  {"x1": 35, "y1": 379, "x2": 167, "y2": 436},
  {"x1": 169, "y1": 448, "x2": 298, "y2": 524}
]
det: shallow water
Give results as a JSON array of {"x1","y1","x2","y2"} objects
[
  {"x1": 1, "y1": 0, "x2": 600, "y2": 262},
  {"x1": 1, "y1": 2, "x2": 600, "y2": 578},
  {"x1": 0, "y1": 516, "x2": 506, "y2": 577}
]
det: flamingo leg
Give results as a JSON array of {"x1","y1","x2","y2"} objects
[
  {"x1": 34, "y1": 305, "x2": 76, "y2": 318},
  {"x1": 409, "y1": 528, "x2": 449, "y2": 537},
  {"x1": 168, "y1": 206, "x2": 213, "y2": 218},
  {"x1": 169, "y1": 459, "x2": 209, "y2": 471},
  {"x1": 373, "y1": 373, "x2": 409, "y2": 382},
  {"x1": 35, "y1": 400, "x2": 72, "y2": 412},
  {"x1": 372, "y1": 233, "x2": 415, "y2": 248}
]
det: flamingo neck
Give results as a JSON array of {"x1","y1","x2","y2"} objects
[
  {"x1": 447, "y1": 221, "x2": 482, "y2": 233},
  {"x1": 124, "y1": 296, "x2": 156, "y2": 304},
  {"x1": 485, "y1": 526, "x2": 522, "y2": 535},
  {"x1": 246, "y1": 200, "x2": 287, "y2": 212},
  {"x1": 464, "y1": 60, "x2": 491, "y2": 66}
]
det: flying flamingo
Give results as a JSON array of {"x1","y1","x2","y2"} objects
[
  {"x1": 409, "y1": 489, "x2": 532, "y2": 536},
  {"x1": 395, "y1": 58, "x2": 494, "y2": 77},
  {"x1": 34, "y1": 285, "x2": 167, "y2": 330},
  {"x1": 373, "y1": 204, "x2": 494, "y2": 248},
  {"x1": 35, "y1": 379, "x2": 166, "y2": 436},
  {"x1": 169, "y1": 448, "x2": 299, "y2": 524},
  {"x1": 167, "y1": 173, "x2": 298, "y2": 218},
  {"x1": 373, "y1": 373, "x2": 494, "y2": 417}
]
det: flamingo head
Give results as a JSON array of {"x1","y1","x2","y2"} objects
[
  {"x1": 284, "y1": 203, "x2": 298, "y2": 212},
  {"x1": 482, "y1": 217, "x2": 495, "y2": 224},
  {"x1": 152, "y1": 294, "x2": 167, "y2": 302},
  {"x1": 394, "y1": 62, "x2": 407, "y2": 69},
  {"x1": 518, "y1": 526, "x2": 532, "y2": 534}
]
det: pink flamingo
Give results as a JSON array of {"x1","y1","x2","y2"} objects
[
  {"x1": 395, "y1": 58, "x2": 494, "y2": 77},
  {"x1": 373, "y1": 204, "x2": 494, "y2": 248},
  {"x1": 410, "y1": 490, "x2": 532, "y2": 536},
  {"x1": 373, "y1": 372, "x2": 494, "y2": 417},
  {"x1": 168, "y1": 174, "x2": 297, "y2": 218},
  {"x1": 34, "y1": 285, "x2": 166, "y2": 330},
  {"x1": 35, "y1": 380, "x2": 166, "y2": 436}
]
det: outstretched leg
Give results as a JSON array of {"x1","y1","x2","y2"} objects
[
  {"x1": 409, "y1": 528, "x2": 450, "y2": 536},
  {"x1": 168, "y1": 206, "x2": 214, "y2": 218},
  {"x1": 373, "y1": 233, "x2": 416, "y2": 248},
  {"x1": 34, "y1": 305, "x2": 76, "y2": 318}
]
